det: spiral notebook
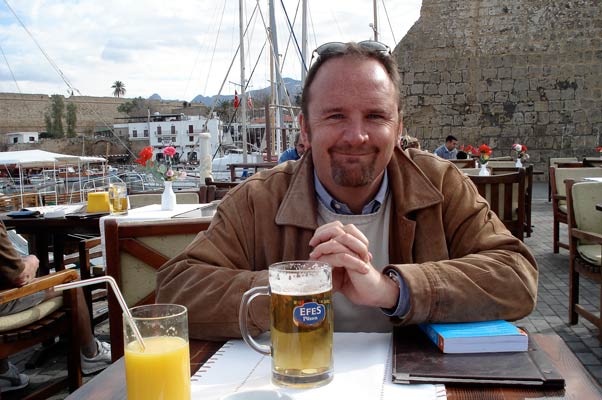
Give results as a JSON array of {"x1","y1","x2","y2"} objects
[{"x1": 191, "y1": 333, "x2": 446, "y2": 400}]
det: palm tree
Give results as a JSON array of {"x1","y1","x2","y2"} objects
[{"x1": 111, "y1": 81, "x2": 126, "y2": 98}]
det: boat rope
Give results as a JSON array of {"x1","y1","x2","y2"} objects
[
  {"x1": 381, "y1": 0, "x2": 397, "y2": 44},
  {"x1": 0, "y1": 44, "x2": 32, "y2": 115},
  {"x1": 3, "y1": 0, "x2": 137, "y2": 159},
  {"x1": 202, "y1": 0, "x2": 229, "y2": 97},
  {"x1": 279, "y1": 0, "x2": 307, "y2": 74}
]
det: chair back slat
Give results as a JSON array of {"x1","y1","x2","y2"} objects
[
  {"x1": 571, "y1": 182, "x2": 602, "y2": 236},
  {"x1": 468, "y1": 170, "x2": 526, "y2": 240}
]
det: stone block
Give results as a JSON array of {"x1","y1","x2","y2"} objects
[
  {"x1": 525, "y1": 112, "x2": 537, "y2": 124},
  {"x1": 537, "y1": 112, "x2": 550, "y2": 124},
  {"x1": 514, "y1": 79, "x2": 529, "y2": 91},
  {"x1": 411, "y1": 84, "x2": 424, "y2": 95}
]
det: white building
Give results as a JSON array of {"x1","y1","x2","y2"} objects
[
  {"x1": 113, "y1": 113, "x2": 222, "y2": 163},
  {"x1": 6, "y1": 132, "x2": 39, "y2": 144}
]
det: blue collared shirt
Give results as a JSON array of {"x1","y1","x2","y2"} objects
[
  {"x1": 313, "y1": 171, "x2": 410, "y2": 317},
  {"x1": 433, "y1": 144, "x2": 458, "y2": 160}
]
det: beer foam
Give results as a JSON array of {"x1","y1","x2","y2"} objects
[{"x1": 270, "y1": 270, "x2": 331, "y2": 295}]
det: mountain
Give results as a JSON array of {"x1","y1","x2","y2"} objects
[
  {"x1": 148, "y1": 93, "x2": 162, "y2": 100},
  {"x1": 190, "y1": 77, "x2": 302, "y2": 106}
]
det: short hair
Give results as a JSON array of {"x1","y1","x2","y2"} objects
[
  {"x1": 445, "y1": 135, "x2": 458, "y2": 143},
  {"x1": 301, "y1": 42, "x2": 402, "y2": 122},
  {"x1": 456, "y1": 151, "x2": 468, "y2": 159}
]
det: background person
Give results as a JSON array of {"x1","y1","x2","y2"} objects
[
  {"x1": 278, "y1": 133, "x2": 305, "y2": 163},
  {"x1": 156, "y1": 41, "x2": 537, "y2": 341},
  {"x1": 433, "y1": 135, "x2": 458, "y2": 159}
]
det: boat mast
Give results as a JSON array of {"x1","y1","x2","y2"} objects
[
  {"x1": 301, "y1": 0, "x2": 308, "y2": 83},
  {"x1": 269, "y1": 0, "x2": 284, "y2": 155},
  {"x1": 372, "y1": 0, "x2": 378, "y2": 41},
  {"x1": 239, "y1": 0, "x2": 248, "y2": 163}
]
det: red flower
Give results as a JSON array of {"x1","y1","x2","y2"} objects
[
  {"x1": 135, "y1": 146, "x2": 153, "y2": 166},
  {"x1": 163, "y1": 146, "x2": 176, "y2": 157},
  {"x1": 478, "y1": 144, "x2": 492, "y2": 155}
]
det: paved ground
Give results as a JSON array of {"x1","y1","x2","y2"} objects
[{"x1": 4, "y1": 182, "x2": 601, "y2": 399}]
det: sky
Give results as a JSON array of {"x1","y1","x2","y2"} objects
[{"x1": 0, "y1": 0, "x2": 422, "y2": 101}]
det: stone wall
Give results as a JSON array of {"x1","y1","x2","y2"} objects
[
  {"x1": 395, "y1": 0, "x2": 602, "y2": 175},
  {"x1": 0, "y1": 93, "x2": 190, "y2": 135}
]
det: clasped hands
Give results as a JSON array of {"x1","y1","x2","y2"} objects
[{"x1": 309, "y1": 221, "x2": 399, "y2": 309}]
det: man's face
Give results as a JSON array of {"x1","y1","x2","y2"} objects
[
  {"x1": 446, "y1": 139, "x2": 457, "y2": 151},
  {"x1": 300, "y1": 57, "x2": 401, "y2": 192},
  {"x1": 295, "y1": 142, "x2": 306, "y2": 157}
]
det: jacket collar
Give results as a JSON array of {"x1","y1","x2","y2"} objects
[{"x1": 275, "y1": 148, "x2": 443, "y2": 229}]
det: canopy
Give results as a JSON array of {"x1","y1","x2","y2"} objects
[{"x1": 0, "y1": 150, "x2": 106, "y2": 168}]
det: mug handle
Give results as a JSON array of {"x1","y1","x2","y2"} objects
[{"x1": 239, "y1": 286, "x2": 271, "y2": 355}]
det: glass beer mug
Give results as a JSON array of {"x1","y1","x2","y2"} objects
[{"x1": 239, "y1": 261, "x2": 333, "y2": 388}]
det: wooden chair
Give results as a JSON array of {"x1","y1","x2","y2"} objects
[
  {"x1": 492, "y1": 165, "x2": 534, "y2": 237},
  {"x1": 104, "y1": 218, "x2": 211, "y2": 360},
  {"x1": 550, "y1": 167, "x2": 602, "y2": 253},
  {"x1": 0, "y1": 270, "x2": 82, "y2": 399},
  {"x1": 566, "y1": 179, "x2": 602, "y2": 341},
  {"x1": 468, "y1": 170, "x2": 526, "y2": 240},
  {"x1": 548, "y1": 157, "x2": 579, "y2": 201},
  {"x1": 449, "y1": 159, "x2": 476, "y2": 168},
  {"x1": 205, "y1": 177, "x2": 238, "y2": 200}
]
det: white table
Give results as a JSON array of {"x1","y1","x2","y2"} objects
[{"x1": 583, "y1": 177, "x2": 602, "y2": 182}]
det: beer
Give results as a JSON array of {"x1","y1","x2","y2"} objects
[
  {"x1": 109, "y1": 182, "x2": 127, "y2": 215},
  {"x1": 239, "y1": 261, "x2": 333, "y2": 388},
  {"x1": 270, "y1": 290, "x2": 333, "y2": 387}
]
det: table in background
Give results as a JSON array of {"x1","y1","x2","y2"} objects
[
  {"x1": 66, "y1": 333, "x2": 602, "y2": 400},
  {"x1": 0, "y1": 213, "x2": 101, "y2": 275}
]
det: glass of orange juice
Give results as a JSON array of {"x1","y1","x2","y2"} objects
[
  {"x1": 124, "y1": 304, "x2": 190, "y2": 400},
  {"x1": 109, "y1": 182, "x2": 128, "y2": 215}
]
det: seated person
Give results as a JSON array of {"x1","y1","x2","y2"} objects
[
  {"x1": 434, "y1": 135, "x2": 458, "y2": 159},
  {"x1": 278, "y1": 133, "x2": 305, "y2": 163},
  {"x1": 156, "y1": 41, "x2": 538, "y2": 340},
  {"x1": 0, "y1": 222, "x2": 111, "y2": 393}
]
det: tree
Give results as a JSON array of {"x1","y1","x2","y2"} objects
[
  {"x1": 117, "y1": 96, "x2": 158, "y2": 117},
  {"x1": 44, "y1": 94, "x2": 65, "y2": 138},
  {"x1": 66, "y1": 103, "x2": 77, "y2": 137},
  {"x1": 112, "y1": 81, "x2": 126, "y2": 98}
]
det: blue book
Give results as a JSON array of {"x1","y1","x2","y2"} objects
[{"x1": 419, "y1": 320, "x2": 528, "y2": 354}]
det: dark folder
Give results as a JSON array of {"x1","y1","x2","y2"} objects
[{"x1": 392, "y1": 326, "x2": 565, "y2": 388}]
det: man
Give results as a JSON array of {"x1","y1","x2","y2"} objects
[
  {"x1": 278, "y1": 133, "x2": 305, "y2": 163},
  {"x1": 0, "y1": 222, "x2": 111, "y2": 393},
  {"x1": 157, "y1": 42, "x2": 537, "y2": 340},
  {"x1": 434, "y1": 135, "x2": 458, "y2": 159}
]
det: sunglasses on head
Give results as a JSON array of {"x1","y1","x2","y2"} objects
[{"x1": 309, "y1": 40, "x2": 391, "y2": 66}]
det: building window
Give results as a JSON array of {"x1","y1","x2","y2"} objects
[
  {"x1": 29, "y1": 137, "x2": 35, "y2": 142},
  {"x1": 158, "y1": 137, "x2": 162, "y2": 143},
  {"x1": 188, "y1": 125, "x2": 194, "y2": 133},
  {"x1": 157, "y1": 126, "x2": 162, "y2": 135},
  {"x1": 171, "y1": 126, "x2": 176, "y2": 134},
  {"x1": 133, "y1": 130, "x2": 138, "y2": 138},
  {"x1": 189, "y1": 136, "x2": 194, "y2": 142},
  {"x1": 13, "y1": 137, "x2": 18, "y2": 144},
  {"x1": 144, "y1": 129, "x2": 149, "y2": 137}
]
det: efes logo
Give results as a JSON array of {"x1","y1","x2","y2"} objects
[{"x1": 293, "y1": 302, "x2": 326, "y2": 327}]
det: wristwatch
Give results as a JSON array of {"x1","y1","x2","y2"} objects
[{"x1": 386, "y1": 269, "x2": 401, "y2": 289}]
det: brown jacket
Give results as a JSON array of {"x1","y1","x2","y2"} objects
[
  {"x1": 156, "y1": 148, "x2": 538, "y2": 340},
  {"x1": 0, "y1": 221, "x2": 25, "y2": 289}
]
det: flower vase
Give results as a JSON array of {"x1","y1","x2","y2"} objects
[
  {"x1": 161, "y1": 181, "x2": 177, "y2": 211},
  {"x1": 515, "y1": 158, "x2": 523, "y2": 168},
  {"x1": 479, "y1": 163, "x2": 490, "y2": 176}
]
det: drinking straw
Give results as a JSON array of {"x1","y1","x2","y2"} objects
[{"x1": 54, "y1": 275, "x2": 146, "y2": 351}]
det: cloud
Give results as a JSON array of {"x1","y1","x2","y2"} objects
[{"x1": 0, "y1": 0, "x2": 422, "y2": 99}]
